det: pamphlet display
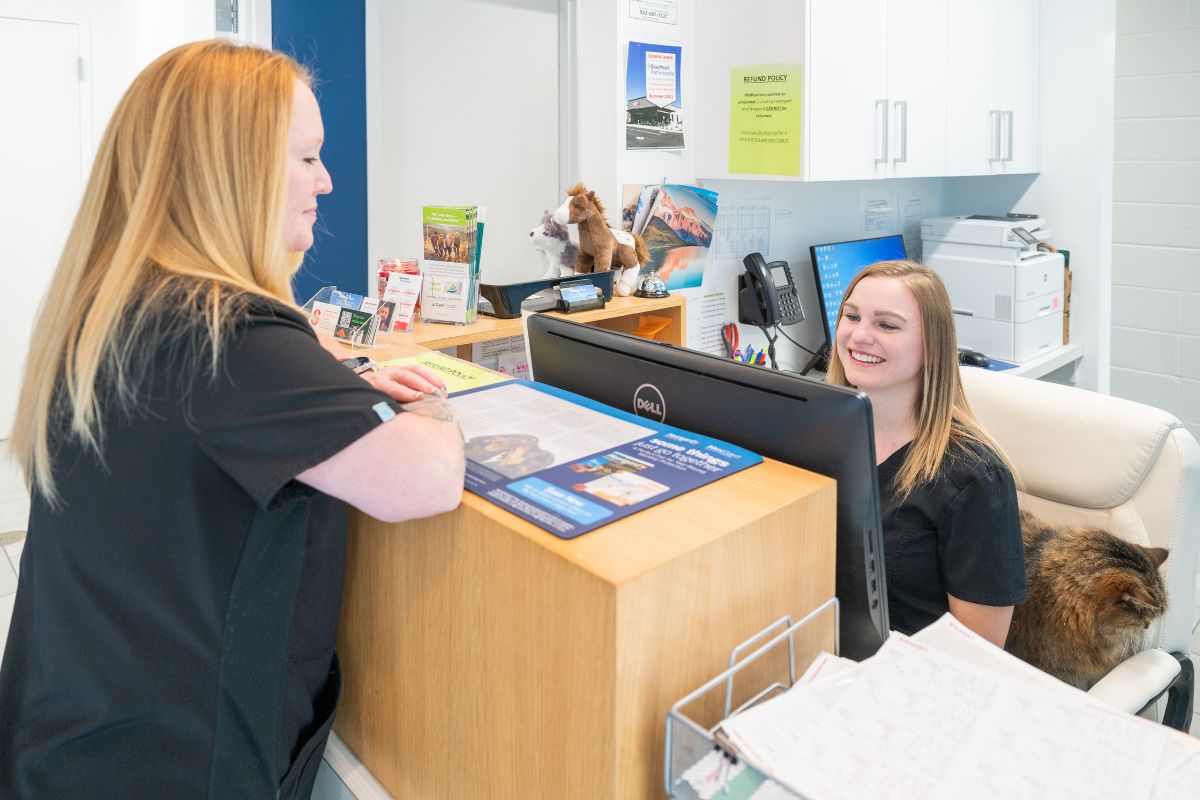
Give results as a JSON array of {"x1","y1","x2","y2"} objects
[
  {"x1": 303, "y1": 286, "x2": 382, "y2": 346},
  {"x1": 421, "y1": 205, "x2": 485, "y2": 325},
  {"x1": 448, "y1": 381, "x2": 762, "y2": 539}
]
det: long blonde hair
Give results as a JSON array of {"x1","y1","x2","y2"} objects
[
  {"x1": 13, "y1": 40, "x2": 310, "y2": 503},
  {"x1": 825, "y1": 260, "x2": 1012, "y2": 497}
]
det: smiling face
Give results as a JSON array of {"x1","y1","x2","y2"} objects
[
  {"x1": 836, "y1": 275, "x2": 925, "y2": 402},
  {"x1": 284, "y1": 80, "x2": 333, "y2": 253}
]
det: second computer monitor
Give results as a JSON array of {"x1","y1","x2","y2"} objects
[{"x1": 809, "y1": 234, "x2": 907, "y2": 347}]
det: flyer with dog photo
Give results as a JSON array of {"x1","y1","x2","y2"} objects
[{"x1": 448, "y1": 381, "x2": 761, "y2": 539}]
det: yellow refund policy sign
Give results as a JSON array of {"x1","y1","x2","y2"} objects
[{"x1": 728, "y1": 63, "x2": 803, "y2": 177}]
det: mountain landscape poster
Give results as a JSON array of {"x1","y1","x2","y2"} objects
[{"x1": 639, "y1": 184, "x2": 717, "y2": 290}]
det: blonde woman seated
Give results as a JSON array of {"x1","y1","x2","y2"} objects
[
  {"x1": 0, "y1": 41, "x2": 464, "y2": 799},
  {"x1": 826, "y1": 260, "x2": 1025, "y2": 647}
]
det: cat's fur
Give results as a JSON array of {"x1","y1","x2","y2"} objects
[{"x1": 1006, "y1": 511, "x2": 1169, "y2": 688}]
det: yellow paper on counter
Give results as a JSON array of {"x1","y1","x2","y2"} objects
[{"x1": 379, "y1": 351, "x2": 513, "y2": 395}]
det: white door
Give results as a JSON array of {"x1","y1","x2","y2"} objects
[
  {"x1": 0, "y1": 15, "x2": 88, "y2": 439},
  {"x1": 945, "y1": 0, "x2": 1000, "y2": 176},
  {"x1": 886, "y1": 0, "x2": 947, "y2": 178},
  {"x1": 807, "y1": 0, "x2": 888, "y2": 181},
  {"x1": 995, "y1": 0, "x2": 1039, "y2": 173}
]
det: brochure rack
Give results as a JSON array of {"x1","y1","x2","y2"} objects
[{"x1": 664, "y1": 598, "x2": 840, "y2": 800}]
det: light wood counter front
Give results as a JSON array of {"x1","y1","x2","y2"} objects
[
  {"x1": 377, "y1": 293, "x2": 686, "y2": 358},
  {"x1": 334, "y1": 457, "x2": 836, "y2": 799}
]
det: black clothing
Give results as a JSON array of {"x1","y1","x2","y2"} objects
[
  {"x1": 0, "y1": 300, "x2": 400, "y2": 799},
  {"x1": 877, "y1": 439, "x2": 1025, "y2": 636}
]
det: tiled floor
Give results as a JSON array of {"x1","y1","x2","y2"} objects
[{"x1": 0, "y1": 442, "x2": 1198, "y2": 739}]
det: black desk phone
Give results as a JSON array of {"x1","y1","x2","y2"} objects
[{"x1": 739, "y1": 252, "x2": 804, "y2": 327}]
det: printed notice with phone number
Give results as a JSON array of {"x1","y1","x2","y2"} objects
[{"x1": 628, "y1": 0, "x2": 677, "y2": 24}]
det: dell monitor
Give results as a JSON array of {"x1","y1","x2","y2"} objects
[
  {"x1": 806, "y1": 234, "x2": 907, "y2": 372},
  {"x1": 526, "y1": 314, "x2": 889, "y2": 660}
]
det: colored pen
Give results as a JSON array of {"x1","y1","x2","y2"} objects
[{"x1": 733, "y1": 348, "x2": 743, "y2": 361}]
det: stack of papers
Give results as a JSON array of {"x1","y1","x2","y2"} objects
[{"x1": 686, "y1": 614, "x2": 1199, "y2": 800}]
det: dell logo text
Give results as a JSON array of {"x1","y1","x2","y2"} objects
[{"x1": 632, "y1": 384, "x2": 666, "y2": 422}]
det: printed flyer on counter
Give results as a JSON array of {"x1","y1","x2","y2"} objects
[{"x1": 448, "y1": 381, "x2": 762, "y2": 539}]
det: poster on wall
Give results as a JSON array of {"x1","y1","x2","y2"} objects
[
  {"x1": 728, "y1": 63, "x2": 803, "y2": 176},
  {"x1": 627, "y1": 0, "x2": 678, "y2": 24},
  {"x1": 625, "y1": 41, "x2": 685, "y2": 150}
]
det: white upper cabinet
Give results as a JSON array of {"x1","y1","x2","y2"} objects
[
  {"x1": 885, "y1": 0, "x2": 949, "y2": 178},
  {"x1": 695, "y1": 0, "x2": 1038, "y2": 182},
  {"x1": 807, "y1": 0, "x2": 951, "y2": 180},
  {"x1": 946, "y1": 0, "x2": 1040, "y2": 175},
  {"x1": 806, "y1": 0, "x2": 889, "y2": 181}
]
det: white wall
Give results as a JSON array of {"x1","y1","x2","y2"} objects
[
  {"x1": 0, "y1": 0, "x2": 214, "y2": 150},
  {"x1": 1109, "y1": 0, "x2": 1200, "y2": 439},
  {"x1": 367, "y1": 0, "x2": 561, "y2": 288}
]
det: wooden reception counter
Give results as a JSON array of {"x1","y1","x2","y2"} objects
[{"x1": 333, "y1": 454, "x2": 836, "y2": 799}]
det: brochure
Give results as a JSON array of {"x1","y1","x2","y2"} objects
[
  {"x1": 421, "y1": 205, "x2": 483, "y2": 324},
  {"x1": 448, "y1": 381, "x2": 762, "y2": 539},
  {"x1": 378, "y1": 351, "x2": 513, "y2": 396}
]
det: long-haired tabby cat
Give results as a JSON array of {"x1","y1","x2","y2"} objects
[{"x1": 1006, "y1": 511, "x2": 1169, "y2": 689}]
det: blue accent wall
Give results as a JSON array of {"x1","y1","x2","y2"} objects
[{"x1": 273, "y1": 0, "x2": 367, "y2": 302}]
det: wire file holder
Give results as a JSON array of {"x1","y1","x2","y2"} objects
[{"x1": 664, "y1": 597, "x2": 840, "y2": 799}]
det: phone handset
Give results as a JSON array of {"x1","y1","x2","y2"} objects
[{"x1": 739, "y1": 252, "x2": 805, "y2": 327}]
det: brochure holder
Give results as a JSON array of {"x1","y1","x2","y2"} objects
[
  {"x1": 302, "y1": 285, "x2": 384, "y2": 349},
  {"x1": 664, "y1": 598, "x2": 840, "y2": 799},
  {"x1": 479, "y1": 270, "x2": 615, "y2": 319}
]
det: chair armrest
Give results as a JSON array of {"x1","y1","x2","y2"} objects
[{"x1": 1087, "y1": 649, "x2": 1182, "y2": 714}]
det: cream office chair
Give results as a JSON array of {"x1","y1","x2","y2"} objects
[{"x1": 960, "y1": 367, "x2": 1200, "y2": 730}]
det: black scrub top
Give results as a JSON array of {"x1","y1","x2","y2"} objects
[
  {"x1": 0, "y1": 299, "x2": 402, "y2": 799},
  {"x1": 877, "y1": 439, "x2": 1025, "y2": 636}
]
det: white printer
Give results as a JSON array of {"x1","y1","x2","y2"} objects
[{"x1": 921, "y1": 215, "x2": 1065, "y2": 362}]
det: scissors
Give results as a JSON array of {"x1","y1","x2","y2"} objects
[{"x1": 721, "y1": 323, "x2": 739, "y2": 359}]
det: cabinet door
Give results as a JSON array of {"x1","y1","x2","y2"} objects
[
  {"x1": 995, "y1": 0, "x2": 1039, "y2": 173},
  {"x1": 886, "y1": 0, "x2": 947, "y2": 178},
  {"x1": 807, "y1": 0, "x2": 888, "y2": 181},
  {"x1": 945, "y1": 0, "x2": 1000, "y2": 176}
]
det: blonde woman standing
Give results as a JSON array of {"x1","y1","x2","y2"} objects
[
  {"x1": 0, "y1": 41, "x2": 465, "y2": 799},
  {"x1": 827, "y1": 260, "x2": 1024, "y2": 647}
]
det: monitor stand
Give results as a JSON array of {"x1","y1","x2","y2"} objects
[{"x1": 799, "y1": 341, "x2": 830, "y2": 376}]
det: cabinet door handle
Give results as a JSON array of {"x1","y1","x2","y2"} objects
[
  {"x1": 893, "y1": 100, "x2": 908, "y2": 164},
  {"x1": 1002, "y1": 110, "x2": 1014, "y2": 162},
  {"x1": 875, "y1": 99, "x2": 888, "y2": 164},
  {"x1": 989, "y1": 110, "x2": 1001, "y2": 161}
]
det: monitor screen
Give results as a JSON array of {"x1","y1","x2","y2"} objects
[
  {"x1": 809, "y1": 234, "x2": 907, "y2": 346},
  {"x1": 526, "y1": 314, "x2": 889, "y2": 660}
]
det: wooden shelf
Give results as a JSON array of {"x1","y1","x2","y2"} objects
[{"x1": 371, "y1": 294, "x2": 687, "y2": 360}]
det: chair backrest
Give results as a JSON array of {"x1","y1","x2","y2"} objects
[{"x1": 960, "y1": 368, "x2": 1200, "y2": 656}]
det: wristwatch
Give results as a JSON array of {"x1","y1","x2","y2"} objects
[{"x1": 342, "y1": 356, "x2": 379, "y2": 375}]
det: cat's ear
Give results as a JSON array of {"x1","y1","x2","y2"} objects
[
  {"x1": 1100, "y1": 573, "x2": 1157, "y2": 613},
  {"x1": 1141, "y1": 546, "x2": 1169, "y2": 569}
]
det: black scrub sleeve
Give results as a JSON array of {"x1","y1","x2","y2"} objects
[
  {"x1": 937, "y1": 463, "x2": 1027, "y2": 607},
  {"x1": 185, "y1": 305, "x2": 402, "y2": 509}
]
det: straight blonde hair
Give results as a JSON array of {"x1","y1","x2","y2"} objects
[
  {"x1": 825, "y1": 260, "x2": 1013, "y2": 498},
  {"x1": 13, "y1": 40, "x2": 310, "y2": 504}
]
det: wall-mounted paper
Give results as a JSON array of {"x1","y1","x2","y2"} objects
[{"x1": 728, "y1": 64, "x2": 802, "y2": 176}]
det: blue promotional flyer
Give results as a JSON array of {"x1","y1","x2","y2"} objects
[{"x1": 449, "y1": 381, "x2": 762, "y2": 539}]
